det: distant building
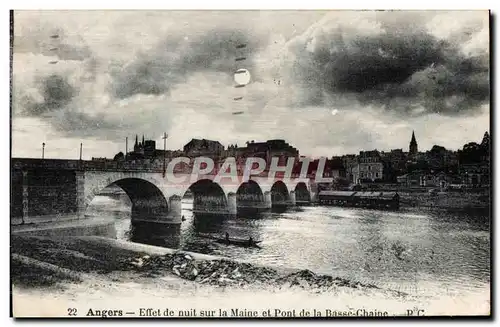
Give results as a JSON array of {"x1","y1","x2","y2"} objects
[
  {"x1": 428, "y1": 145, "x2": 446, "y2": 165},
  {"x1": 183, "y1": 139, "x2": 224, "y2": 158},
  {"x1": 330, "y1": 156, "x2": 347, "y2": 178},
  {"x1": 397, "y1": 171, "x2": 459, "y2": 188},
  {"x1": 299, "y1": 158, "x2": 341, "y2": 180},
  {"x1": 113, "y1": 134, "x2": 174, "y2": 162},
  {"x1": 133, "y1": 135, "x2": 145, "y2": 154},
  {"x1": 91, "y1": 157, "x2": 108, "y2": 161},
  {"x1": 160, "y1": 149, "x2": 184, "y2": 159},
  {"x1": 380, "y1": 149, "x2": 407, "y2": 182},
  {"x1": 409, "y1": 131, "x2": 418, "y2": 157},
  {"x1": 113, "y1": 152, "x2": 125, "y2": 161},
  {"x1": 480, "y1": 131, "x2": 490, "y2": 163},
  {"x1": 460, "y1": 163, "x2": 490, "y2": 186},
  {"x1": 231, "y1": 139, "x2": 299, "y2": 168},
  {"x1": 143, "y1": 140, "x2": 156, "y2": 158},
  {"x1": 458, "y1": 131, "x2": 490, "y2": 186},
  {"x1": 225, "y1": 143, "x2": 239, "y2": 157},
  {"x1": 266, "y1": 139, "x2": 299, "y2": 165},
  {"x1": 352, "y1": 150, "x2": 384, "y2": 184},
  {"x1": 341, "y1": 154, "x2": 357, "y2": 182},
  {"x1": 126, "y1": 134, "x2": 152, "y2": 160}
]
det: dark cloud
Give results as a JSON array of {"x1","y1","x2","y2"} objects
[
  {"x1": 110, "y1": 28, "x2": 266, "y2": 99},
  {"x1": 287, "y1": 20, "x2": 489, "y2": 116},
  {"x1": 11, "y1": 11, "x2": 490, "y2": 158},
  {"x1": 21, "y1": 74, "x2": 76, "y2": 116},
  {"x1": 16, "y1": 73, "x2": 126, "y2": 140}
]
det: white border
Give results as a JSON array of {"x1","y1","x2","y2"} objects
[
  {"x1": 5, "y1": 1, "x2": 497, "y2": 9},
  {"x1": 1, "y1": 1, "x2": 497, "y2": 326}
]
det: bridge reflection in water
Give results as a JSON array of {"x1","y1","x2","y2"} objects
[
  {"x1": 91, "y1": 193, "x2": 296, "y2": 251},
  {"x1": 127, "y1": 200, "x2": 284, "y2": 250}
]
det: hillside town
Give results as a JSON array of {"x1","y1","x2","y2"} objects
[{"x1": 93, "y1": 131, "x2": 490, "y2": 193}]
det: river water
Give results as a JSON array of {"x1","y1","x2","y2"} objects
[{"x1": 87, "y1": 195, "x2": 490, "y2": 299}]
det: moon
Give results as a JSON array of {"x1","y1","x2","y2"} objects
[{"x1": 234, "y1": 68, "x2": 251, "y2": 86}]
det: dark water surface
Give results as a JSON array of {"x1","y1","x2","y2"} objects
[{"x1": 88, "y1": 196, "x2": 490, "y2": 298}]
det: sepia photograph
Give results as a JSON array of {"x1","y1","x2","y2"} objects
[{"x1": 9, "y1": 9, "x2": 491, "y2": 318}]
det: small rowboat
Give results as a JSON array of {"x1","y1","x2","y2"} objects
[{"x1": 197, "y1": 233, "x2": 262, "y2": 248}]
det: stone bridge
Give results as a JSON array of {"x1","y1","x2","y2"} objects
[{"x1": 11, "y1": 158, "x2": 317, "y2": 225}]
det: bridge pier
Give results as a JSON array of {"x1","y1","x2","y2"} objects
[
  {"x1": 130, "y1": 196, "x2": 181, "y2": 225},
  {"x1": 263, "y1": 191, "x2": 272, "y2": 209},
  {"x1": 168, "y1": 195, "x2": 182, "y2": 223},
  {"x1": 21, "y1": 170, "x2": 29, "y2": 223},
  {"x1": 289, "y1": 191, "x2": 296, "y2": 206},
  {"x1": 310, "y1": 191, "x2": 318, "y2": 203},
  {"x1": 227, "y1": 192, "x2": 237, "y2": 215},
  {"x1": 75, "y1": 171, "x2": 86, "y2": 219}
]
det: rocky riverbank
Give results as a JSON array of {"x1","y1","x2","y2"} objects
[
  {"x1": 11, "y1": 235, "x2": 490, "y2": 317},
  {"x1": 124, "y1": 252, "x2": 403, "y2": 295},
  {"x1": 11, "y1": 235, "x2": 404, "y2": 297}
]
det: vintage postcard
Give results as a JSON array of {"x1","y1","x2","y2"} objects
[{"x1": 10, "y1": 10, "x2": 490, "y2": 318}]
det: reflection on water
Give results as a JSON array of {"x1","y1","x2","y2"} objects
[
  {"x1": 87, "y1": 195, "x2": 490, "y2": 298},
  {"x1": 129, "y1": 223, "x2": 182, "y2": 248}
]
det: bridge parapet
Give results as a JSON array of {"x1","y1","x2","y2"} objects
[
  {"x1": 12, "y1": 158, "x2": 320, "y2": 180},
  {"x1": 11, "y1": 158, "x2": 317, "y2": 225}
]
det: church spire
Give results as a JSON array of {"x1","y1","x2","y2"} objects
[
  {"x1": 409, "y1": 130, "x2": 418, "y2": 155},
  {"x1": 135, "y1": 134, "x2": 138, "y2": 146},
  {"x1": 481, "y1": 131, "x2": 490, "y2": 146},
  {"x1": 142, "y1": 134, "x2": 145, "y2": 145}
]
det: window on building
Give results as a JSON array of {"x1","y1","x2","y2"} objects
[
  {"x1": 376, "y1": 172, "x2": 379, "y2": 178},
  {"x1": 368, "y1": 165, "x2": 371, "y2": 171}
]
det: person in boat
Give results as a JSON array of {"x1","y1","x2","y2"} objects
[
  {"x1": 225, "y1": 232, "x2": 230, "y2": 244},
  {"x1": 248, "y1": 236, "x2": 254, "y2": 246},
  {"x1": 181, "y1": 215, "x2": 186, "y2": 222}
]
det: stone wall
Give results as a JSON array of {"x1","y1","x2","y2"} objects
[
  {"x1": 25, "y1": 169, "x2": 78, "y2": 217},
  {"x1": 10, "y1": 170, "x2": 23, "y2": 217}
]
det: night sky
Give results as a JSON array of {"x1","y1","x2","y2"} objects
[{"x1": 12, "y1": 10, "x2": 489, "y2": 159}]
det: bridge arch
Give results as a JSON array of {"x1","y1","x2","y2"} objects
[
  {"x1": 236, "y1": 180, "x2": 265, "y2": 208},
  {"x1": 270, "y1": 180, "x2": 290, "y2": 206},
  {"x1": 86, "y1": 177, "x2": 170, "y2": 219},
  {"x1": 294, "y1": 182, "x2": 311, "y2": 204},
  {"x1": 185, "y1": 179, "x2": 228, "y2": 214}
]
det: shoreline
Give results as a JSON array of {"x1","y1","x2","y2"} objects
[
  {"x1": 10, "y1": 235, "x2": 405, "y2": 296},
  {"x1": 11, "y1": 234, "x2": 490, "y2": 317}
]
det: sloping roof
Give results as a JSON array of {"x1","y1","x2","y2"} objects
[
  {"x1": 356, "y1": 192, "x2": 399, "y2": 199},
  {"x1": 185, "y1": 138, "x2": 223, "y2": 148},
  {"x1": 318, "y1": 191, "x2": 356, "y2": 197},
  {"x1": 319, "y1": 191, "x2": 399, "y2": 199}
]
